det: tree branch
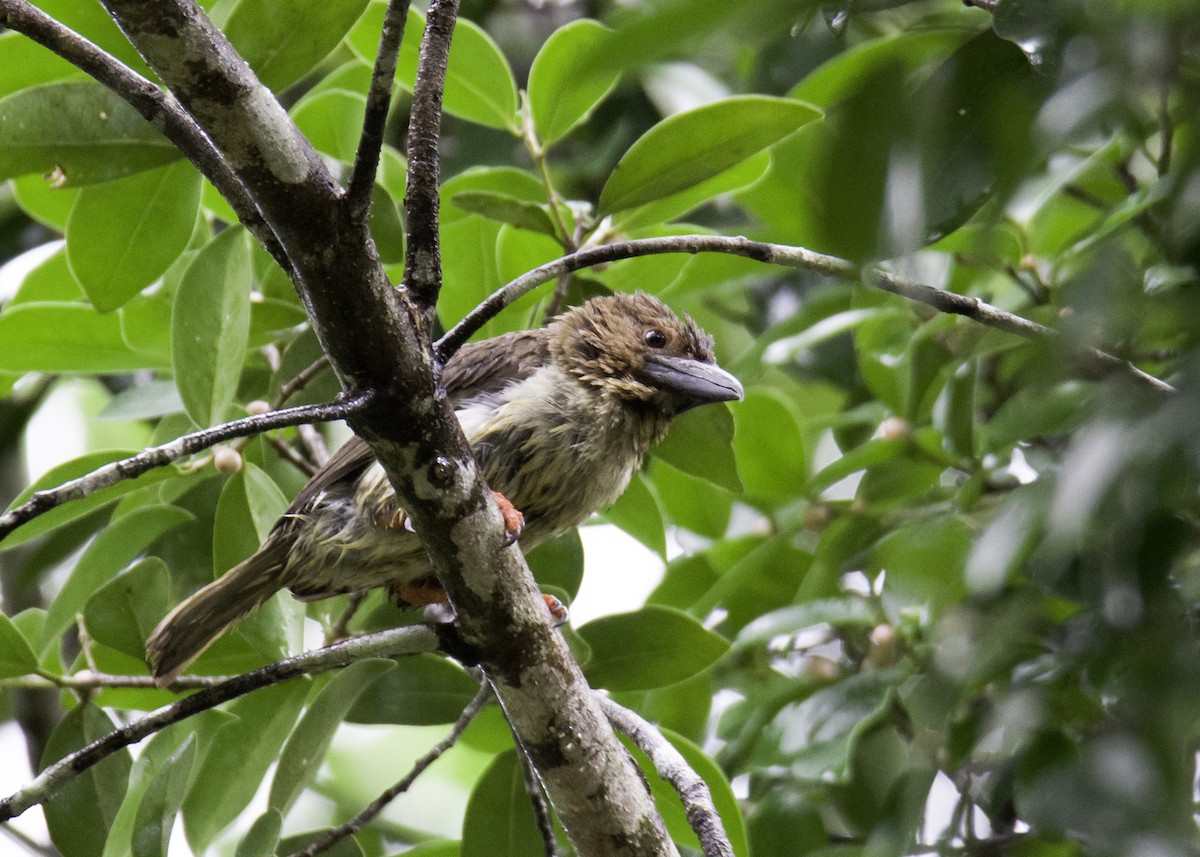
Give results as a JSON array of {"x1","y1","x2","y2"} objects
[
  {"x1": 403, "y1": 0, "x2": 459, "y2": 315},
  {"x1": 0, "y1": 625, "x2": 439, "y2": 822},
  {"x1": 434, "y1": 234, "x2": 1175, "y2": 394},
  {"x1": 347, "y1": 0, "x2": 411, "y2": 226},
  {"x1": 599, "y1": 696, "x2": 734, "y2": 857},
  {"x1": 514, "y1": 730, "x2": 562, "y2": 857},
  {"x1": 0, "y1": 393, "x2": 372, "y2": 544},
  {"x1": 286, "y1": 682, "x2": 492, "y2": 857},
  {"x1": 0, "y1": 0, "x2": 291, "y2": 276}
]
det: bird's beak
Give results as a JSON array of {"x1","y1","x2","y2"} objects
[{"x1": 642, "y1": 353, "x2": 744, "y2": 410}]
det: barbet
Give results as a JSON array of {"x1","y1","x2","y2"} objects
[{"x1": 147, "y1": 293, "x2": 743, "y2": 683}]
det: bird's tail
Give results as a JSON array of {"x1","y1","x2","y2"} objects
[{"x1": 146, "y1": 553, "x2": 284, "y2": 687}]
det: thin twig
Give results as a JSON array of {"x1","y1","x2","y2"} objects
[
  {"x1": 296, "y1": 424, "x2": 331, "y2": 468},
  {"x1": 277, "y1": 356, "x2": 332, "y2": 407},
  {"x1": 266, "y1": 434, "x2": 320, "y2": 476},
  {"x1": 599, "y1": 695, "x2": 734, "y2": 857},
  {"x1": 1158, "y1": 77, "x2": 1174, "y2": 176},
  {"x1": 347, "y1": 0, "x2": 411, "y2": 225},
  {"x1": 327, "y1": 592, "x2": 367, "y2": 644},
  {"x1": 0, "y1": 625, "x2": 439, "y2": 823},
  {"x1": 0, "y1": 0, "x2": 291, "y2": 276},
  {"x1": 286, "y1": 683, "x2": 493, "y2": 857},
  {"x1": 0, "y1": 393, "x2": 373, "y2": 544},
  {"x1": 434, "y1": 234, "x2": 1175, "y2": 394},
  {"x1": 513, "y1": 731, "x2": 561, "y2": 857},
  {"x1": 0, "y1": 821, "x2": 55, "y2": 857},
  {"x1": 3, "y1": 671, "x2": 230, "y2": 691},
  {"x1": 403, "y1": 0, "x2": 461, "y2": 315}
]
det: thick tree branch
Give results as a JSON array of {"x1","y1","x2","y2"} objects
[
  {"x1": 0, "y1": 626, "x2": 439, "y2": 822},
  {"x1": 600, "y1": 696, "x2": 734, "y2": 857},
  {"x1": 403, "y1": 0, "x2": 459, "y2": 314},
  {"x1": 0, "y1": 0, "x2": 290, "y2": 275},
  {"x1": 0, "y1": 394, "x2": 372, "y2": 544},
  {"x1": 435, "y1": 234, "x2": 1175, "y2": 394},
  {"x1": 287, "y1": 683, "x2": 492, "y2": 857},
  {"x1": 347, "y1": 0, "x2": 411, "y2": 226}
]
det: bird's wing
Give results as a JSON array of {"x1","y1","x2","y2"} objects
[
  {"x1": 442, "y1": 328, "x2": 549, "y2": 405},
  {"x1": 285, "y1": 434, "x2": 376, "y2": 515}
]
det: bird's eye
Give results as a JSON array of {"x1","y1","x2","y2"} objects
[{"x1": 644, "y1": 329, "x2": 668, "y2": 348}]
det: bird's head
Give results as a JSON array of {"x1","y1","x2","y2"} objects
[{"x1": 549, "y1": 293, "x2": 744, "y2": 415}]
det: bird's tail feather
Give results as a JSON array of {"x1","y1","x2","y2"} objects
[{"x1": 146, "y1": 555, "x2": 284, "y2": 687}]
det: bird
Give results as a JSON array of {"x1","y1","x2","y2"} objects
[{"x1": 146, "y1": 292, "x2": 744, "y2": 684}]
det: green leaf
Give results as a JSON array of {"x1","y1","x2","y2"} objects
[
  {"x1": 654, "y1": 403, "x2": 742, "y2": 493},
  {"x1": 0, "y1": 31, "x2": 87, "y2": 99},
  {"x1": 42, "y1": 705, "x2": 133, "y2": 857},
  {"x1": 182, "y1": 679, "x2": 310, "y2": 852},
  {"x1": 731, "y1": 389, "x2": 807, "y2": 504},
  {"x1": 689, "y1": 533, "x2": 811, "y2": 635},
  {"x1": 0, "y1": 82, "x2": 181, "y2": 185},
  {"x1": 0, "y1": 451, "x2": 177, "y2": 552},
  {"x1": 648, "y1": 459, "x2": 732, "y2": 539},
  {"x1": 235, "y1": 810, "x2": 283, "y2": 857},
  {"x1": 131, "y1": 736, "x2": 196, "y2": 857},
  {"x1": 290, "y1": 89, "x2": 367, "y2": 163},
  {"x1": 224, "y1": 0, "x2": 371, "y2": 92},
  {"x1": 0, "y1": 612, "x2": 38, "y2": 678},
  {"x1": 346, "y1": 653, "x2": 481, "y2": 725},
  {"x1": 808, "y1": 437, "x2": 907, "y2": 497},
  {"x1": 526, "y1": 529, "x2": 584, "y2": 602},
  {"x1": 579, "y1": 605, "x2": 730, "y2": 691},
  {"x1": 84, "y1": 557, "x2": 172, "y2": 660},
  {"x1": 173, "y1": 227, "x2": 253, "y2": 426},
  {"x1": 598, "y1": 96, "x2": 820, "y2": 215},
  {"x1": 599, "y1": 471, "x2": 667, "y2": 558},
  {"x1": 270, "y1": 659, "x2": 395, "y2": 814},
  {"x1": 735, "y1": 599, "x2": 876, "y2": 650},
  {"x1": 351, "y1": 6, "x2": 519, "y2": 131},
  {"x1": 451, "y1": 191, "x2": 559, "y2": 238},
  {"x1": 616, "y1": 150, "x2": 771, "y2": 232},
  {"x1": 44, "y1": 504, "x2": 191, "y2": 650},
  {"x1": 66, "y1": 162, "x2": 202, "y2": 312},
  {"x1": 461, "y1": 750, "x2": 545, "y2": 857},
  {"x1": 528, "y1": 19, "x2": 621, "y2": 145},
  {"x1": 0, "y1": 301, "x2": 168, "y2": 372}
]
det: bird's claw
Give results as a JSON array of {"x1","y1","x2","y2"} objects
[
  {"x1": 492, "y1": 491, "x2": 525, "y2": 547},
  {"x1": 543, "y1": 593, "x2": 570, "y2": 626}
]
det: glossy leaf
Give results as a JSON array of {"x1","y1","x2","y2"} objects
[
  {"x1": 224, "y1": 0, "x2": 371, "y2": 92},
  {"x1": 172, "y1": 227, "x2": 253, "y2": 427},
  {"x1": 579, "y1": 605, "x2": 730, "y2": 691},
  {"x1": 0, "y1": 612, "x2": 38, "y2": 677},
  {"x1": 526, "y1": 529, "x2": 585, "y2": 602},
  {"x1": 346, "y1": 653, "x2": 481, "y2": 725},
  {"x1": 131, "y1": 736, "x2": 196, "y2": 857},
  {"x1": 0, "y1": 82, "x2": 180, "y2": 184},
  {"x1": 0, "y1": 301, "x2": 168, "y2": 372},
  {"x1": 599, "y1": 471, "x2": 667, "y2": 558},
  {"x1": 461, "y1": 750, "x2": 545, "y2": 857},
  {"x1": 731, "y1": 389, "x2": 807, "y2": 503},
  {"x1": 528, "y1": 19, "x2": 621, "y2": 145},
  {"x1": 269, "y1": 659, "x2": 395, "y2": 814},
  {"x1": 42, "y1": 705, "x2": 133, "y2": 857},
  {"x1": 598, "y1": 96, "x2": 820, "y2": 215},
  {"x1": 0, "y1": 31, "x2": 87, "y2": 99},
  {"x1": 0, "y1": 450, "x2": 177, "y2": 552},
  {"x1": 83, "y1": 557, "x2": 172, "y2": 660},
  {"x1": 66, "y1": 161, "x2": 202, "y2": 312},
  {"x1": 290, "y1": 89, "x2": 367, "y2": 163},
  {"x1": 654, "y1": 403, "x2": 742, "y2": 493},
  {"x1": 451, "y1": 191, "x2": 559, "y2": 238}
]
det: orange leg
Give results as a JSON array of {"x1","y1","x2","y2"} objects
[
  {"x1": 396, "y1": 579, "x2": 450, "y2": 606},
  {"x1": 492, "y1": 490, "x2": 525, "y2": 547}
]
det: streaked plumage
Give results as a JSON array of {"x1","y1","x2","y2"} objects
[{"x1": 147, "y1": 293, "x2": 743, "y2": 683}]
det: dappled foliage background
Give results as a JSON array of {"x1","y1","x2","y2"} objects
[{"x1": 2, "y1": 0, "x2": 1200, "y2": 855}]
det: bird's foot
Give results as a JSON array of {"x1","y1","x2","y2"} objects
[
  {"x1": 543, "y1": 593, "x2": 570, "y2": 626},
  {"x1": 492, "y1": 491, "x2": 525, "y2": 547},
  {"x1": 375, "y1": 506, "x2": 416, "y2": 532},
  {"x1": 396, "y1": 579, "x2": 450, "y2": 606}
]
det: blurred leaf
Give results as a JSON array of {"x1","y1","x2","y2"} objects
[
  {"x1": 735, "y1": 598, "x2": 876, "y2": 650},
  {"x1": 0, "y1": 612, "x2": 38, "y2": 677},
  {"x1": 173, "y1": 227, "x2": 253, "y2": 427},
  {"x1": 528, "y1": 19, "x2": 621, "y2": 145},
  {"x1": 526, "y1": 529, "x2": 584, "y2": 602},
  {"x1": 0, "y1": 451, "x2": 177, "y2": 552},
  {"x1": 346, "y1": 653, "x2": 481, "y2": 725},
  {"x1": 451, "y1": 191, "x2": 559, "y2": 238},
  {"x1": 599, "y1": 96, "x2": 821, "y2": 215},
  {"x1": 235, "y1": 810, "x2": 282, "y2": 857},
  {"x1": 691, "y1": 532, "x2": 812, "y2": 634},
  {"x1": 599, "y1": 471, "x2": 667, "y2": 558},
  {"x1": 654, "y1": 403, "x2": 742, "y2": 493},
  {"x1": 277, "y1": 830, "x2": 363, "y2": 857},
  {"x1": 83, "y1": 556, "x2": 171, "y2": 660},
  {"x1": 579, "y1": 605, "x2": 730, "y2": 691},
  {"x1": 648, "y1": 458, "x2": 733, "y2": 539},
  {"x1": 182, "y1": 679, "x2": 310, "y2": 852},
  {"x1": 290, "y1": 89, "x2": 367, "y2": 163},
  {"x1": 870, "y1": 517, "x2": 971, "y2": 616},
  {"x1": 270, "y1": 659, "x2": 395, "y2": 814},
  {"x1": 212, "y1": 462, "x2": 288, "y2": 574},
  {"x1": 732, "y1": 389, "x2": 807, "y2": 504},
  {"x1": 461, "y1": 750, "x2": 544, "y2": 857},
  {"x1": 131, "y1": 736, "x2": 196, "y2": 857},
  {"x1": 0, "y1": 82, "x2": 180, "y2": 184},
  {"x1": 66, "y1": 162, "x2": 201, "y2": 312},
  {"x1": 225, "y1": 0, "x2": 370, "y2": 92},
  {"x1": 0, "y1": 302, "x2": 169, "y2": 372},
  {"x1": 42, "y1": 705, "x2": 133, "y2": 857}
]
